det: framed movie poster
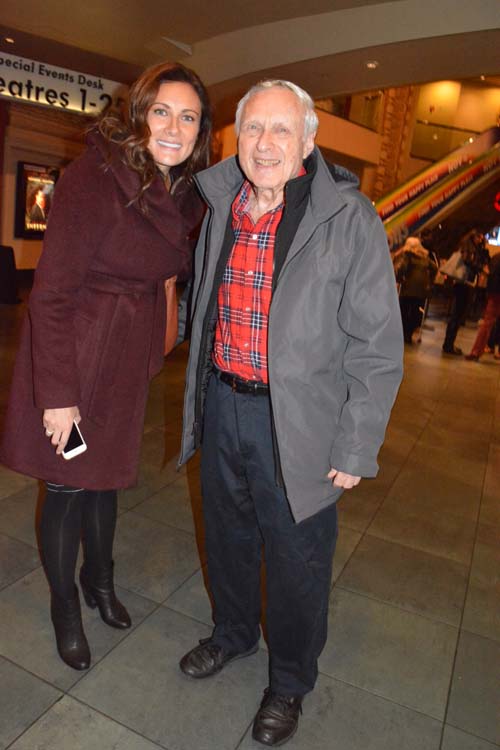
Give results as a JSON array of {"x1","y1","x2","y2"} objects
[{"x1": 14, "y1": 162, "x2": 60, "y2": 239}]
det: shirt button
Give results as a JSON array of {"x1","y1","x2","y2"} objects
[
  {"x1": 244, "y1": 343, "x2": 249, "y2": 348},
  {"x1": 252, "y1": 234, "x2": 258, "y2": 240},
  {"x1": 245, "y1": 307, "x2": 251, "y2": 312},
  {"x1": 247, "y1": 270, "x2": 254, "y2": 276}
]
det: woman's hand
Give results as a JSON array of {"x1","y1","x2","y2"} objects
[{"x1": 43, "y1": 406, "x2": 81, "y2": 455}]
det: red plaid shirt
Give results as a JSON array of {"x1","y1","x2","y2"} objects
[{"x1": 213, "y1": 180, "x2": 284, "y2": 383}]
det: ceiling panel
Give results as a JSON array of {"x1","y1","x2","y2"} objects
[{"x1": 1, "y1": 0, "x2": 402, "y2": 63}]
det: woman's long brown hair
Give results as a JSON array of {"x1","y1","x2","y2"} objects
[{"x1": 98, "y1": 61, "x2": 212, "y2": 203}]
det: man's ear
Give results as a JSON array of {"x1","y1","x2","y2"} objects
[{"x1": 303, "y1": 133, "x2": 315, "y2": 159}]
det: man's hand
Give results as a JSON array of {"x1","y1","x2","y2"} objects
[
  {"x1": 43, "y1": 406, "x2": 81, "y2": 455},
  {"x1": 327, "y1": 468, "x2": 361, "y2": 489}
]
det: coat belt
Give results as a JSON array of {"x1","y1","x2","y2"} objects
[
  {"x1": 83, "y1": 271, "x2": 166, "y2": 425},
  {"x1": 84, "y1": 270, "x2": 158, "y2": 297}
]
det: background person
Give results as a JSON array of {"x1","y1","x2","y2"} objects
[
  {"x1": 465, "y1": 250, "x2": 500, "y2": 361},
  {"x1": 0, "y1": 61, "x2": 211, "y2": 671},
  {"x1": 177, "y1": 80, "x2": 403, "y2": 747},
  {"x1": 484, "y1": 316, "x2": 500, "y2": 358},
  {"x1": 441, "y1": 229, "x2": 485, "y2": 355},
  {"x1": 394, "y1": 236, "x2": 438, "y2": 344}
]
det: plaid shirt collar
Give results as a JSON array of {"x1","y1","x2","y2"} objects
[
  {"x1": 232, "y1": 167, "x2": 307, "y2": 222},
  {"x1": 232, "y1": 180, "x2": 283, "y2": 222}
]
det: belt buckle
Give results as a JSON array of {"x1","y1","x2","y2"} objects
[{"x1": 231, "y1": 377, "x2": 237, "y2": 393}]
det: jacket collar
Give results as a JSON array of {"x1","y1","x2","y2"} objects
[
  {"x1": 87, "y1": 129, "x2": 200, "y2": 252},
  {"x1": 195, "y1": 146, "x2": 353, "y2": 223}
]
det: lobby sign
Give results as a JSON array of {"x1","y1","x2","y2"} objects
[{"x1": 0, "y1": 52, "x2": 126, "y2": 115}]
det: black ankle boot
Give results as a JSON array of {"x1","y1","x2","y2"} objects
[
  {"x1": 79, "y1": 562, "x2": 131, "y2": 629},
  {"x1": 50, "y1": 588, "x2": 91, "y2": 670}
]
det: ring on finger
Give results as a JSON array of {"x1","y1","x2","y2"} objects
[{"x1": 45, "y1": 429, "x2": 54, "y2": 437}]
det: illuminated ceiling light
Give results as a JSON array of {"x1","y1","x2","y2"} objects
[
  {"x1": 432, "y1": 133, "x2": 439, "y2": 140},
  {"x1": 480, "y1": 75, "x2": 486, "y2": 81},
  {"x1": 4, "y1": 37, "x2": 15, "y2": 44},
  {"x1": 366, "y1": 60, "x2": 379, "y2": 70},
  {"x1": 469, "y1": 137, "x2": 474, "y2": 143}
]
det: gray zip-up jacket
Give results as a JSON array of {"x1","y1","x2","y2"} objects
[{"x1": 179, "y1": 148, "x2": 403, "y2": 522}]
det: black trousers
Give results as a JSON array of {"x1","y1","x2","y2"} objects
[
  {"x1": 443, "y1": 283, "x2": 470, "y2": 349},
  {"x1": 399, "y1": 296, "x2": 424, "y2": 342},
  {"x1": 201, "y1": 373, "x2": 338, "y2": 697},
  {"x1": 488, "y1": 317, "x2": 500, "y2": 348}
]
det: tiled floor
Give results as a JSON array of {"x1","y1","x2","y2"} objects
[{"x1": 1, "y1": 295, "x2": 499, "y2": 750}]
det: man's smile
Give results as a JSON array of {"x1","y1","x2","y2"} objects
[{"x1": 254, "y1": 158, "x2": 280, "y2": 166}]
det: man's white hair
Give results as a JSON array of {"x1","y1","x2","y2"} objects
[{"x1": 235, "y1": 80, "x2": 319, "y2": 139}]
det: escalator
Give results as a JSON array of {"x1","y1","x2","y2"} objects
[{"x1": 375, "y1": 126, "x2": 500, "y2": 250}]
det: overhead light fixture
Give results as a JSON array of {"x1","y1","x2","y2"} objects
[
  {"x1": 480, "y1": 75, "x2": 486, "y2": 81},
  {"x1": 366, "y1": 60, "x2": 379, "y2": 70},
  {"x1": 4, "y1": 37, "x2": 15, "y2": 44},
  {"x1": 469, "y1": 137, "x2": 474, "y2": 143}
]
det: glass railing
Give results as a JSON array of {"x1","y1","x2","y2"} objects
[
  {"x1": 315, "y1": 92, "x2": 383, "y2": 133},
  {"x1": 411, "y1": 120, "x2": 481, "y2": 161}
]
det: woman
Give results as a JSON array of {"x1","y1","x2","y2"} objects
[
  {"x1": 0, "y1": 62, "x2": 211, "y2": 670},
  {"x1": 465, "y1": 251, "x2": 500, "y2": 361},
  {"x1": 441, "y1": 230, "x2": 484, "y2": 355},
  {"x1": 394, "y1": 236, "x2": 437, "y2": 344}
]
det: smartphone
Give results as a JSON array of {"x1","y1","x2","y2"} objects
[{"x1": 62, "y1": 421, "x2": 87, "y2": 460}]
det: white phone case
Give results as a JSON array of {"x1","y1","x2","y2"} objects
[{"x1": 62, "y1": 421, "x2": 87, "y2": 460}]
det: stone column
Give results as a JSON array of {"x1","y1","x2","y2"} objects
[{"x1": 372, "y1": 86, "x2": 418, "y2": 200}]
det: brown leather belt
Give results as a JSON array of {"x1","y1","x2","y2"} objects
[{"x1": 216, "y1": 368, "x2": 269, "y2": 395}]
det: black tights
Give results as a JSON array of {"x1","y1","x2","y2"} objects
[{"x1": 39, "y1": 485, "x2": 117, "y2": 599}]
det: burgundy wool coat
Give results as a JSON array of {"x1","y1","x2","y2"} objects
[{"x1": 0, "y1": 131, "x2": 203, "y2": 489}]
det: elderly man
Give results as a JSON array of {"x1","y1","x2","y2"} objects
[{"x1": 178, "y1": 80, "x2": 403, "y2": 746}]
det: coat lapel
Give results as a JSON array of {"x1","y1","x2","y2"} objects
[
  {"x1": 88, "y1": 130, "x2": 195, "y2": 261},
  {"x1": 277, "y1": 149, "x2": 348, "y2": 278},
  {"x1": 195, "y1": 149, "x2": 351, "y2": 285}
]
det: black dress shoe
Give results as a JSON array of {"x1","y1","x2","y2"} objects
[
  {"x1": 442, "y1": 345, "x2": 463, "y2": 355},
  {"x1": 252, "y1": 689, "x2": 303, "y2": 747},
  {"x1": 179, "y1": 637, "x2": 258, "y2": 679},
  {"x1": 50, "y1": 588, "x2": 91, "y2": 671},
  {"x1": 79, "y1": 563, "x2": 131, "y2": 629}
]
